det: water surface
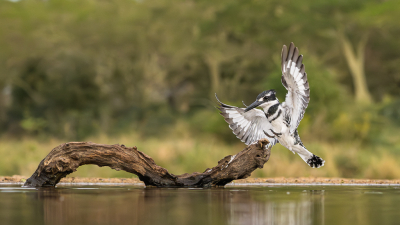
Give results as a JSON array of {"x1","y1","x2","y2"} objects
[{"x1": 0, "y1": 184, "x2": 399, "y2": 225}]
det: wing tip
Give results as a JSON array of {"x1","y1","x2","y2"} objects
[
  {"x1": 215, "y1": 93, "x2": 234, "y2": 109},
  {"x1": 281, "y1": 45, "x2": 288, "y2": 69}
]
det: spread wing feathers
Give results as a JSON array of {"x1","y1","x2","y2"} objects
[
  {"x1": 281, "y1": 42, "x2": 310, "y2": 134},
  {"x1": 215, "y1": 94, "x2": 278, "y2": 146}
]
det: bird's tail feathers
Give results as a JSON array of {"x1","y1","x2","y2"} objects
[{"x1": 294, "y1": 145, "x2": 325, "y2": 168}]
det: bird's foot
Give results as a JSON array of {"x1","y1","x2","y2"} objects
[
  {"x1": 270, "y1": 129, "x2": 282, "y2": 137},
  {"x1": 263, "y1": 130, "x2": 275, "y2": 138}
]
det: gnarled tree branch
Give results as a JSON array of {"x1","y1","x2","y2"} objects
[{"x1": 24, "y1": 139, "x2": 271, "y2": 187}]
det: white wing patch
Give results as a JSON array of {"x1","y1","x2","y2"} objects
[
  {"x1": 281, "y1": 43, "x2": 310, "y2": 134},
  {"x1": 215, "y1": 95, "x2": 278, "y2": 146}
]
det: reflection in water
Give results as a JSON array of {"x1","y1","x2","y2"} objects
[
  {"x1": 224, "y1": 189, "x2": 324, "y2": 225},
  {"x1": 1, "y1": 185, "x2": 400, "y2": 225},
  {"x1": 36, "y1": 187, "x2": 325, "y2": 225}
]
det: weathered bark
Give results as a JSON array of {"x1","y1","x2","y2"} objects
[{"x1": 24, "y1": 139, "x2": 271, "y2": 188}]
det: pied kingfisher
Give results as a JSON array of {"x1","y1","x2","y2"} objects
[{"x1": 216, "y1": 42, "x2": 324, "y2": 168}]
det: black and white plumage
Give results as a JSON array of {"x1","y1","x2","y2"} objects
[{"x1": 216, "y1": 42, "x2": 324, "y2": 168}]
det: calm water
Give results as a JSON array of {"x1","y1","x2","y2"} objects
[{"x1": 0, "y1": 184, "x2": 399, "y2": 225}]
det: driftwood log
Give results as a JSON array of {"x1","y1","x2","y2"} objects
[{"x1": 24, "y1": 139, "x2": 271, "y2": 187}]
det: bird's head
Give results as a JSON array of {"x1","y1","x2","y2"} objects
[{"x1": 244, "y1": 90, "x2": 278, "y2": 112}]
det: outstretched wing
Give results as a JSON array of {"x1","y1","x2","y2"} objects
[
  {"x1": 281, "y1": 42, "x2": 310, "y2": 134},
  {"x1": 216, "y1": 95, "x2": 278, "y2": 146}
]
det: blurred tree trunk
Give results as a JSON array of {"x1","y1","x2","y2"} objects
[
  {"x1": 0, "y1": 86, "x2": 5, "y2": 122},
  {"x1": 205, "y1": 53, "x2": 222, "y2": 99},
  {"x1": 338, "y1": 30, "x2": 372, "y2": 104}
]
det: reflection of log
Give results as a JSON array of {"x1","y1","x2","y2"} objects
[{"x1": 24, "y1": 139, "x2": 271, "y2": 187}]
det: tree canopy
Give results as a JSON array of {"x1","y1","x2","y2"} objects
[{"x1": 0, "y1": 0, "x2": 399, "y2": 140}]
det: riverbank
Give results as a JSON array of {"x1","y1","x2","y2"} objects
[{"x1": 2, "y1": 175, "x2": 400, "y2": 185}]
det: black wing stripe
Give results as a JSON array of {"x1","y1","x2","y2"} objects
[
  {"x1": 292, "y1": 47, "x2": 299, "y2": 66},
  {"x1": 287, "y1": 43, "x2": 295, "y2": 64},
  {"x1": 304, "y1": 80, "x2": 310, "y2": 90},
  {"x1": 296, "y1": 55, "x2": 303, "y2": 68},
  {"x1": 300, "y1": 64, "x2": 305, "y2": 75},
  {"x1": 281, "y1": 75, "x2": 288, "y2": 89}
]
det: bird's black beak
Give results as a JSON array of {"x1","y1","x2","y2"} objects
[{"x1": 244, "y1": 101, "x2": 262, "y2": 112}]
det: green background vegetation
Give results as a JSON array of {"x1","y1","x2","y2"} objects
[{"x1": 0, "y1": 0, "x2": 399, "y2": 179}]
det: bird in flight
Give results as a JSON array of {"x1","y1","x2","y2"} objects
[{"x1": 216, "y1": 42, "x2": 324, "y2": 168}]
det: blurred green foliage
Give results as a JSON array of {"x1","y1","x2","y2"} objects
[{"x1": 0, "y1": 0, "x2": 399, "y2": 178}]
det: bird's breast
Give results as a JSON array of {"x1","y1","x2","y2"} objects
[
  {"x1": 268, "y1": 110, "x2": 285, "y2": 131},
  {"x1": 276, "y1": 131, "x2": 295, "y2": 150}
]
